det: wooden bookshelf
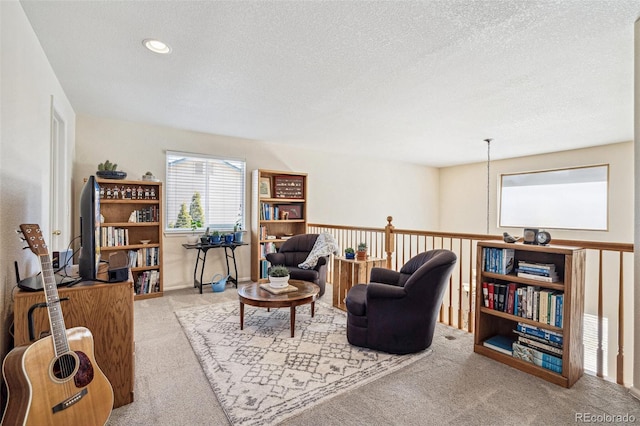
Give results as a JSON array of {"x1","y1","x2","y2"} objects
[
  {"x1": 250, "y1": 169, "x2": 308, "y2": 282},
  {"x1": 96, "y1": 178, "x2": 163, "y2": 300},
  {"x1": 474, "y1": 241, "x2": 585, "y2": 388}
]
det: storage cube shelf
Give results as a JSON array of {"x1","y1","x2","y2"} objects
[
  {"x1": 96, "y1": 178, "x2": 163, "y2": 300},
  {"x1": 474, "y1": 241, "x2": 585, "y2": 388}
]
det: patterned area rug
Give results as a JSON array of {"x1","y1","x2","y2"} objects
[{"x1": 175, "y1": 300, "x2": 432, "y2": 425}]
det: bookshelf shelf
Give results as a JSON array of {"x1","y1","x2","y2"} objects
[
  {"x1": 474, "y1": 241, "x2": 585, "y2": 388},
  {"x1": 96, "y1": 178, "x2": 163, "y2": 300},
  {"x1": 250, "y1": 169, "x2": 308, "y2": 282}
]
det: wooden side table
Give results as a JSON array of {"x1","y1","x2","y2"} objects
[{"x1": 332, "y1": 256, "x2": 384, "y2": 311}]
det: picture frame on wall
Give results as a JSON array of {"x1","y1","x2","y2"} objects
[{"x1": 259, "y1": 177, "x2": 271, "y2": 198}]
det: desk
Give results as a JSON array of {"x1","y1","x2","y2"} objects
[
  {"x1": 183, "y1": 242, "x2": 247, "y2": 293},
  {"x1": 332, "y1": 256, "x2": 384, "y2": 311}
]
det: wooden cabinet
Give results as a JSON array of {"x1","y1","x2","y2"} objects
[
  {"x1": 250, "y1": 169, "x2": 308, "y2": 282},
  {"x1": 96, "y1": 178, "x2": 163, "y2": 299},
  {"x1": 474, "y1": 241, "x2": 585, "y2": 388},
  {"x1": 13, "y1": 279, "x2": 135, "y2": 408},
  {"x1": 332, "y1": 257, "x2": 384, "y2": 311}
]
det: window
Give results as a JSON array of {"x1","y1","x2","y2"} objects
[
  {"x1": 165, "y1": 151, "x2": 245, "y2": 232},
  {"x1": 499, "y1": 164, "x2": 608, "y2": 231}
]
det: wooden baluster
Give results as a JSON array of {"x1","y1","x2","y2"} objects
[
  {"x1": 617, "y1": 251, "x2": 624, "y2": 384},
  {"x1": 384, "y1": 216, "x2": 394, "y2": 269},
  {"x1": 597, "y1": 249, "x2": 604, "y2": 378}
]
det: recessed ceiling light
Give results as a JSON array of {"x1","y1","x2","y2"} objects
[{"x1": 143, "y1": 39, "x2": 171, "y2": 54}]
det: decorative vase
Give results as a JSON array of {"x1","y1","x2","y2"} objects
[{"x1": 268, "y1": 275, "x2": 290, "y2": 289}]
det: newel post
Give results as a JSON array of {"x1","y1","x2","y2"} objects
[{"x1": 384, "y1": 216, "x2": 395, "y2": 269}]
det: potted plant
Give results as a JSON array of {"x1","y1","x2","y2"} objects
[
  {"x1": 345, "y1": 247, "x2": 355, "y2": 259},
  {"x1": 356, "y1": 242, "x2": 367, "y2": 260},
  {"x1": 224, "y1": 232, "x2": 235, "y2": 244},
  {"x1": 268, "y1": 265, "x2": 290, "y2": 289},
  {"x1": 96, "y1": 159, "x2": 127, "y2": 179},
  {"x1": 187, "y1": 219, "x2": 201, "y2": 244},
  {"x1": 233, "y1": 220, "x2": 244, "y2": 244},
  {"x1": 210, "y1": 230, "x2": 221, "y2": 244}
]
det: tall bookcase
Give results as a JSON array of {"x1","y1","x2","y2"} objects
[
  {"x1": 250, "y1": 169, "x2": 308, "y2": 282},
  {"x1": 96, "y1": 178, "x2": 163, "y2": 300},
  {"x1": 474, "y1": 241, "x2": 585, "y2": 388}
]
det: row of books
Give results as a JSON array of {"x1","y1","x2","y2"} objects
[
  {"x1": 135, "y1": 270, "x2": 160, "y2": 295},
  {"x1": 483, "y1": 323, "x2": 563, "y2": 373},
  {"x1": 128, "y1": 247, "x2": 159, "y2": 268},
  {"x1": 259, "y1": 259, "x2": 272, "y2": 279},
  {"x1": 482, "y1": 282, "x2": 564, "y2": 327},
  {"x1": 260, "y1": 242, "x2": 278, "y2": 258},
  {"x1": 516, "y1": 260, "x2": 559, "y2": 282},
  {"x1": 101, "y1": 226, "x2": 129, "y2": 247},
  {"x1": 482, "y1": 247, "x2": 515, "y2": 275},
  {"x1": 260, "y1": 203, "x2": 280, "y2": 220},
  {"x1": 130, "y1": 206, "x2": 160, "y2": 223}
]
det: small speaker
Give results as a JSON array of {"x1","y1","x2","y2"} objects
[{"x1": 108, "y1": 251, "x2": 129, "y2": 282}]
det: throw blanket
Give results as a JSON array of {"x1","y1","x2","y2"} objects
[{"x1": 298, "y1": 232, "x2": 340, "y2": 269}]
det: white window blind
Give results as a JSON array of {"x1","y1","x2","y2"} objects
[{"x1": 165, "y1": 151, "x2": 245, "y2": 232}]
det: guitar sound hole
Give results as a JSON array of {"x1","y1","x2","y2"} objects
[{"x1": 52, "y1": 353, "x2": 77, "y2": 380}]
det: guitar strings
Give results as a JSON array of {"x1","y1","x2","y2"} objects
[{"x1": 41, "y1": 254, "x2": 75, "y2": 395}]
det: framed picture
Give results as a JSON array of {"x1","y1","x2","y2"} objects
[
  {"x1": 259, "y1": 177, "x2": 271, "y2": 198},
  {"x1": 273, "y1": 175, "x2": 304, "y2": 199},
  {"x1": 278, "y1": 204, "x2": 302, "y2": 220}
]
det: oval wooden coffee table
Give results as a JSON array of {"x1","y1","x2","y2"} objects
[{"x1": 238, "y1": 279, "x2": 320, "y2": 337}]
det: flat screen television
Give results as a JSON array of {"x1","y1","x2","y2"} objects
[{"x1": 78, "y1": 175, "x2": 101, "y2": 281}]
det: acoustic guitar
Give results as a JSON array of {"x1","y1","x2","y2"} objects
[{"x1": 2, "y1": 224, "x2": 113, "y2": 425}]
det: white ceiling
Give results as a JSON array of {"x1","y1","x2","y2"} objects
[{"x1": 19, "y1": 0, "x2": 640, "y2": 167}]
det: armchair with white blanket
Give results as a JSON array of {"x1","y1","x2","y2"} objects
[{"x1": 265, "y1": 233, "x2": 339, "y2": 297}]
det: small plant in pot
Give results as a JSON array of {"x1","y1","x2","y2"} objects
[
  {"x1": 233, "y1": 220, "x2": 244, "y2": 244},
  {"x1": 210, "y1": 230, "x2": 221, "y2": 244},
  {"x1": 268, "y1": 265, "x2": 290, "y2": 289},
  {"x1": 356, "y1": 242, "x2": 367, "y2": 260},
  {"x1": 345, "y1": 247, "x2": 355, "y2": 259}
]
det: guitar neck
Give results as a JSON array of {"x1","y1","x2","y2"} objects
[{"x1": 39, "y1": 254, "x2": 70, "y2": 355}]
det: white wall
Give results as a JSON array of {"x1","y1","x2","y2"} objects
[
  {"x1": 440, "y1": 141, "x2": 633, "y2": 243},
  {"x1": 0, "y1": 0, "x2": 76, "y2": 356},
  {"x1": 75, "y1": 115, "x2": 439, "y2": 291}
]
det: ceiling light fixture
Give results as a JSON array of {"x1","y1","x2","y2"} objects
[{"x1": 143, "y1": 39, "x2": 171, "y2": 54}]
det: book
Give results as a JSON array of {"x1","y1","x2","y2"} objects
[
  {"x1": 512, "y1": 329, "x2": 563, "y2": 349},
  {"x1": 512, "y1": 342, "x2": 562, "y2": 373},
  {"x1": 516, "y1": 271, "x2": 559, "y2": 282},
  {"x1": 488, "y1": 283, "x2": 495, "y2": 309},
  {"x1": 483, "y1": 335, "x2": 515, "y2": 356},
  {"x1": 482, "y1": 282, "x2": 489, "y2": 308},
  {"x1": 517, "y1": 335, "x2": 563, "y2": 356},
  {"x1": 516, "y1": 322, "x2": 563, "y2": 345},
  {"x1": 506, "y1": 283, "x2": 517, "y2": 314}
]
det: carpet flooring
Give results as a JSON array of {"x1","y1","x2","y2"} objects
[
  {"x1": 106, "y1": 284, "x2": 640, "y2": 425},
  {"x1": 175, "y1": 300, "x2": 433, "y2": 425}
]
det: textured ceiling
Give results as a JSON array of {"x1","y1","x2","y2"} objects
[{"x1": 19, "y1": 0, "x2": 640, "y2": 167}]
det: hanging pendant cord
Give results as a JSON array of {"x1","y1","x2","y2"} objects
[{"x1": 485, "y1": 138, "x2": 493, "y2": 235}]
